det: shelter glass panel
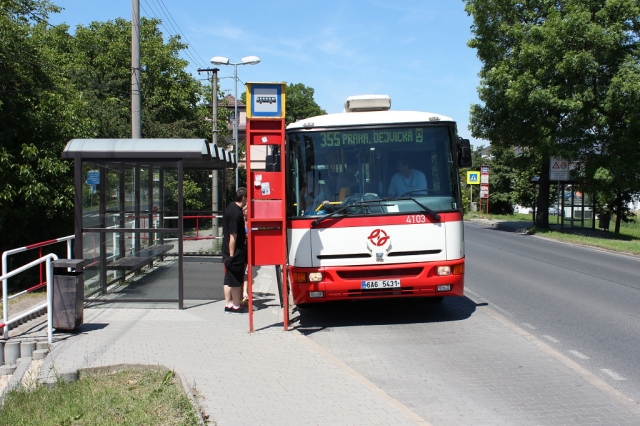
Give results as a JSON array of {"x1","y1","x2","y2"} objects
[{"x1": 81, "y1": 160, "x2": 180, "y2": 303}]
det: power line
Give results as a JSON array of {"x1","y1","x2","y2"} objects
[
  {"x1": 139, "y1": 0, "x2": 205, "y2": 73},
  {"x1": 156, "y1": 0, "x2": 208, "y2": 66},
  {"x1": 139, "y1": 1, "x2": 200, "y2": 74}
]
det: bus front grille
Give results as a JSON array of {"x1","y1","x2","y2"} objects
[
  {"x1": 346, "y1": 287, "x2": 415, "y2": 297},
  {"x1": 336, "y1": 267, "x2": 423, "y2": 280}
]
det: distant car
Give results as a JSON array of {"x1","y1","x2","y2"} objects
[
  {"x1": 548, "y1": 207, "x2": 560, "y2": 215},
  {"x1": 516, "y1": 206, "x2": 532, "y2": 214}
]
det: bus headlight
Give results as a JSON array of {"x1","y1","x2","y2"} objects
[
  {"x1": 308, "y1": 272, "x2": 323, "y2": 282},
  {"x1": 437, "y1": 266, "x2": 451, "y2": 276}
]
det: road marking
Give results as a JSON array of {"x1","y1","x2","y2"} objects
[
  {"x1": 522, "y1": 322, "x2": 536, "y2": 330},
  {"x1": 298, "y1": 333, "x2": 433, "y2": 425},
  {"x1": 568, "y1": 350, "x2": 590, "y2": 360},
  {"x1": 601, "y1": 369, "x2": 627, "y2": 381},
  {"x1": 542, "y1": 335, "x2": 559, "y2": 343},
  {"x1": 477, "y1": 304, "x2": 640, "y2": 417}
]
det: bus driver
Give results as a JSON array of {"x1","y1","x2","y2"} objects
[{"x1": 388, "y1": 159, "x2": 428, "y2": 197}]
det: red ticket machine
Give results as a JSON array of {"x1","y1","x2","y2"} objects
[{"x1": 245, "y1": 83, "x2": 287, "y2": 330}]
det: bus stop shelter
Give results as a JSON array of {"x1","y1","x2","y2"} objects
[{"x1": 62, "y1": 139, "x2": 236, "y2": 308}]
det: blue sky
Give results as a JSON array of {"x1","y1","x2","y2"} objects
[{"x1": 48, "y1": 0, "x2": 486, "y2": 146}]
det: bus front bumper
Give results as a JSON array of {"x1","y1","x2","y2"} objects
[{"x1": 289, "y1": 260, "x2": 464, "y2": 305}]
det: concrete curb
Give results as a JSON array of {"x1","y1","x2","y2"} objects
[
  {"x1": 177, "y1": 371, "x2": 208, "y2": 426},
  {"x1": 0, "y1": 357, "x2": 31, "y2": 405}
]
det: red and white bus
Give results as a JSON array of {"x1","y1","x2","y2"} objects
[{"x1": 285, "y1": 95, "x2": 472, "y2": 305}]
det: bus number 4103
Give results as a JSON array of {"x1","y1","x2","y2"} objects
[{"x1": 406, "y1": 215, "x2": 427, "y2": 223}]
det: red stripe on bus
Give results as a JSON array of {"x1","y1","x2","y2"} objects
[{"x1": 287, "y1": 211, "x2": 462, "y2": 229}]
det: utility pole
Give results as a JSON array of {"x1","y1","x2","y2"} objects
[
  {"x1": 198, "y1": 67, "x2": 220, "y2": 244},
  {"x1": 131, "y1": 0, "x2": 141, "y2": 138}
]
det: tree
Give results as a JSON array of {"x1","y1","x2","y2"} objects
[
  {"x1": 0, "y1": 0, "x2": 73, "y2": 251},
  {"x1": 465, "y1": 0, "x2": 640, "y2": 232},
  {"x1": 284, "y1": 83, "x2": 326, "y2": 125},
  {"x1": 0, "y1": 6, "x2": 218, "y2": 250}
]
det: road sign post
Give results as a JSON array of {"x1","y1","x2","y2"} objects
[
  {"x1": 466, "y1": 171, "x2": 480, "y2": 212},
  {"x1": 479, "y1": 166, "x2": 490, "y2": 216},
  {"x1": 549, "y1": 157, "x2": 569, "y2": 181}
]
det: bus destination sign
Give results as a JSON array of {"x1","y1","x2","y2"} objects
[{"x1": 319, "y1": 128, "x2": 427, "y2": 148}]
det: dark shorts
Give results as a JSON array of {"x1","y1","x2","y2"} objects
[{"x1": 223, "y1": 251, "x2": 246, "y2": 288}]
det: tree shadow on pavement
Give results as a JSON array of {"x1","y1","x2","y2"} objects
[{"x1": 294, "y1": 296, "x2": 481, "y2": 335}]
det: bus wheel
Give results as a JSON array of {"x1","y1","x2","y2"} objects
[{"x1": 427, "y1": 296, "x2": 444, "y2": 304}]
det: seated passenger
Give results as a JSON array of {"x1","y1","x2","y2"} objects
[
  {"x1": 388, "y1": 159, "x2": 428, "y2": 197},
  {"x1": 300, "y1": 171, "x2": 331, "y2": 213},
  {"x1": 336, "y1": 155, "x2": 359, "y2": 199}
]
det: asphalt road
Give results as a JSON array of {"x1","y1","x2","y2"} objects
[
  {"x1": 464, "y1": 220, "x2": 640, "y2": 402},
  {"x1": 293, "y1": 221, "x2": 640, "y2": 425}
]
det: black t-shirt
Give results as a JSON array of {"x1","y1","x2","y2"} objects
[{"x1": 222, "y1": 202, "x2": 246, "y2": 256}]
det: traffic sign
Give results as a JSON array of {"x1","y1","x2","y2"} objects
[
  {"x1": 86, "y1": 170, "x2": 100, "y2": 185},
  {"x1": 549, "y1": 157, "x2": 569, "y2": 181},
  {"x1": 467, "y1": 171, "x2": 480, "y2": 185}
]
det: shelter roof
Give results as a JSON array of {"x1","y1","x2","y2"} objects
[{"x1": 61, "y1": 139, "x2": 235, "y2": 169}]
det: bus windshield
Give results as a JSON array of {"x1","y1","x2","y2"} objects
[{"x1": 286, "y1": 124, "x2": 461, "y2": 217}]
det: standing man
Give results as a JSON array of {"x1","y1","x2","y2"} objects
[{"x1": 222, "y1": 187, "x2": 248, "y2": 314}]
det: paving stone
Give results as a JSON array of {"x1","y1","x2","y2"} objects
[{"x1": 7, "y1": 265, "x2": 639, "y2": 425}]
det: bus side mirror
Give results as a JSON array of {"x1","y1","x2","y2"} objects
[{"x1": 458, "y1": 138, "x2": 472, "y2": 168}]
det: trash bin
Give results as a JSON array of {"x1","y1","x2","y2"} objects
[
  {"x1": 470, "y1": 202, "x2": 477, "y2": 212},
  {"x1": 52, "y1": 259, "x2": 85, "y2": 331},
  {"x1": 598, "y1": 212, "x2": 611, "y2": 231}
]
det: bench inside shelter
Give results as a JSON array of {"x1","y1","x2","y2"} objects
[{"x1": 107, "y1": 244, "x2": 174, "y2": 275}]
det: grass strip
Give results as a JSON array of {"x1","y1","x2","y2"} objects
[
  {"x1": 527, "y1": 228, "x2": 640, "y2": 255},
  {"x1": 0, "y1": 369, "x2": 201, "y2": 426},
  {"x1": 467, "y1": 213, "x2": 640, "y2": 255}
]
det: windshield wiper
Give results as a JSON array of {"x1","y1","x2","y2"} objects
[
  {"x1": 311, "y1": 200, "x2": 394, "y2": 227},
  {"x1": 378, "y1": 197, "x2": 441, "y2": 221},
  {"x1": 312, "y1": 197, "x2": 440, "y2": 226}
]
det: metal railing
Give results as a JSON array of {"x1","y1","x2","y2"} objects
[
  {"x1": 2, "y1": 235, "x2": 73, "y2": 294},
  {"x1": 164, "y1": 215, "x2": 223, "y2": 241},
  {"x1": 0, "y1": 253, "x2": 57, "y2": 343}
]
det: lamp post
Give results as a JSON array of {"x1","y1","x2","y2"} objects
[{"x1": 210, "y1": 55, "x2": 261, "y2": 190}]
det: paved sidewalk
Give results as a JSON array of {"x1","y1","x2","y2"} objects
[{"x1": 17, "y1": 267, "x2": 417, "y2": 426}]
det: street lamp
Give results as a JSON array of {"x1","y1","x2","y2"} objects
[{"x1": 210, "y1": 55, "x2": 261, "y2": 190}]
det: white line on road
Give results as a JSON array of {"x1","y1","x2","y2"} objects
[
  {"x1": 601, "y1": 369, "x2": 627, "y2": 381},
  {"x1": 522, "y1": 322, "x2": 537, "y2": 330},
  {"x1": 568, "y1": 350, "x2": 590, "y2": 360},
  {"x1": 542, "y1": 335, "x2": 560, "y2": 343},
  {"x1": 481, "y1": 306, "x2": 640, "y2": 417}
]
